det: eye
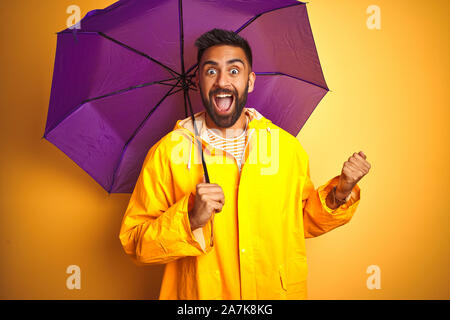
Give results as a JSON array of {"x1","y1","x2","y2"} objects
[
  {"x1": 206, "y1": 69, "x2": 216, "y2": 75},
  {"x1": 230, "y1": 68, "x2": 239, "y2": 75}
]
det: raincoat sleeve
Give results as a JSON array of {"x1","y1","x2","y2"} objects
[
  {"x1": 301, "y1": 151, "x2": 361, "y2": 238},
  {"x1": 119, "y1": 139, "x2": 210, "y2": 265}
]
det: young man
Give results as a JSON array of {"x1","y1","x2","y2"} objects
[{"x1": 119, "y1": 29, "x2": 371, "y2": 299}]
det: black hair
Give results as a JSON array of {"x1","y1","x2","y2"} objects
[{"x1": 194, "y1": 28, "x2": 253, "y2": 70}]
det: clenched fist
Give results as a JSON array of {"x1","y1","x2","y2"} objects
[
  {"x1": 188, "y1": 176, "x2": 225, "y2": 231},
  {"x1": 336, "y1": 151, "x2": 371, "y2": 198}
]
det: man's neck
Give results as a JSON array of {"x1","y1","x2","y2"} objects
[{"x1": 205, "y1": 110, "x2": 248, "y2": 139}]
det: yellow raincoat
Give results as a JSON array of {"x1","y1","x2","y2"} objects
[{"x1": 119, "y1": 108, "x2": 360, "y2": 299}]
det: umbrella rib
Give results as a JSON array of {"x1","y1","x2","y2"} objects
[
  {"x1": 167, "y1": 86, "x2": 196, "y2": 97},
  {"x1": 184, "y1": 1, "x2": 305, "y2": 76},
  {"x1": 255, "y1": 72, "x2": 329, "y2": 91},
  {"x1": 185, "y1": 64, "x2": 199, "y2": 80},
  {"x1": 235, "y1": 2, "x2": 305, "y2": 34},
  {"x1": 97, "y1": 32, "x2": 181, "y2": 78},
  {"x1": 167, "y1": 87, "x2": 185, "y2": 97},
  {"x1": 45, "y1": 76, "x2": 181, "y2": 141},
  {"x1": 158, "y1": 82, "x2": 185, "y2": 89},
  {"x1": 108, "y1": 79, "x2": 183, "y2": 193},
  {"x1": 80, "y1": 77, "x2": 179, "y2": 104}
]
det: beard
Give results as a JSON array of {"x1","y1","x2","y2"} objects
[{"x1": 199, "y1": 81, "x2": 249, "y2": 128}]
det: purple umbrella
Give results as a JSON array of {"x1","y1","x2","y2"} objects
[{"x1": 43, "y1": 0, "x2": 328, "y2": 194}]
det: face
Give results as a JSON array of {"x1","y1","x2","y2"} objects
[{"x1": 195, "y1": 45, "x2": 255, "y2": 128}]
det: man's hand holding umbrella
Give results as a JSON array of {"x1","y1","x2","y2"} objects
[{"x1": 189, "y1": 176, "x2": 225, "y2": 232}]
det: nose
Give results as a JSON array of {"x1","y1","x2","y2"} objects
[{"x1": 215, "y1": 69, "x2": 230, "y2": 89}]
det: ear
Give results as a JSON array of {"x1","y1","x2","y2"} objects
[
  {"x1": 192, "y1": 71, "x2": 199, "y2": 88},
  {"x1": 247, "y1": 71, "x2": 256, "y2": 93}
]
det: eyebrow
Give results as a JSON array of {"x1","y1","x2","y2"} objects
[{"x1": 202, "y1": 58, "x2": 245, "y2": 68}]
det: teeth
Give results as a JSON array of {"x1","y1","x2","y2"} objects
[{"x1": 216, "y1": 94, "x2": 232, "y2": 98}]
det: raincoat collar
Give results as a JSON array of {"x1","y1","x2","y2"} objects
[{"x1": 173, "y1": 108, "x2": 273, "y2": 171}]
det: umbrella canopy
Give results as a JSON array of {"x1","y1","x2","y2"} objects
[{"x1": 43, "y1": 0, "x2": 329, "y2": 194}]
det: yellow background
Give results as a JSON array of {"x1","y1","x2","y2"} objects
[{"x1": 0, "y1": 0, "x2": 448, "y2": 299}]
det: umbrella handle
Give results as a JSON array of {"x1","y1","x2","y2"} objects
[
  {"x1": 185, "y1": 89, "x2": 213, "y2": 245},
  {"x1": 202, "y1": 150, "x2": 214, "y2": 246},
  {"x1": 198, "y1": 140, "x2": 213, "y2": 246},
  {"x1": 195, "y1": 122, "x2": 212, "y2": 245},
  {"x1": 201, "y1": 151, "x2": 210, "y2": 183}
]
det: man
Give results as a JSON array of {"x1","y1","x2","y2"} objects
[{"x1": 119, "y1": 29, "x2": 371, "y2": 299}]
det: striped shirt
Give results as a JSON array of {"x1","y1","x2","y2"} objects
[{"x1": 205, "y1": 117, "x2": 249, "y2": 170}]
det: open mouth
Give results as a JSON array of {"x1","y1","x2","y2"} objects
[{"x1": 213, "y1": 93, "x2": 234, "y2": 114}]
